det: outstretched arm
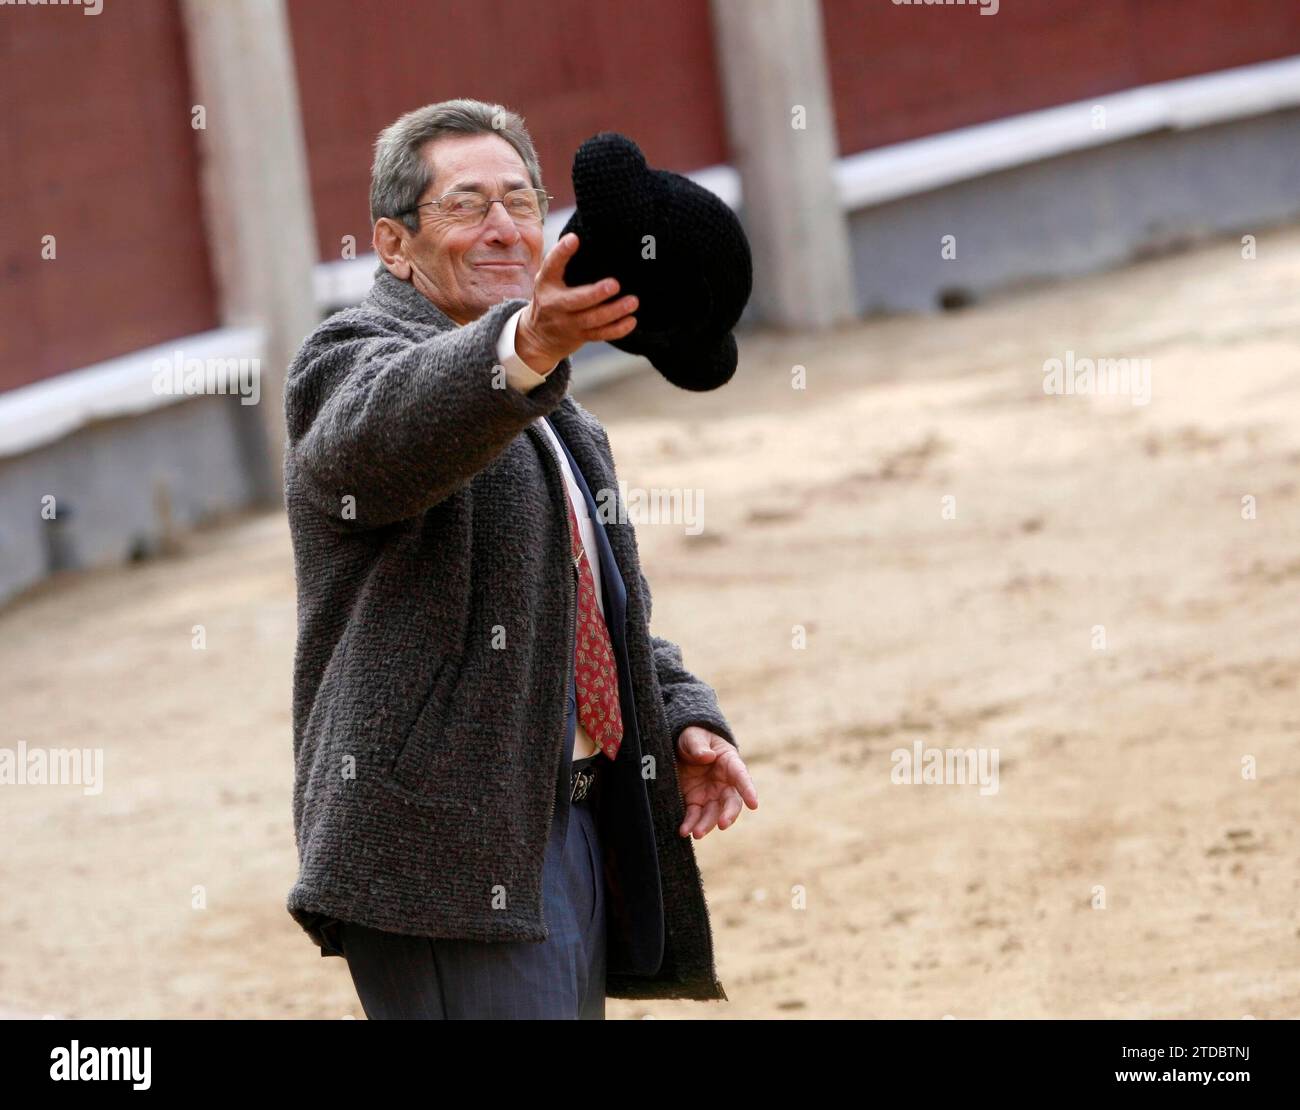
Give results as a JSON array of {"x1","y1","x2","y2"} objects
[{"x1": 284, "y1": 298, "x2": 571, "y2": 531}]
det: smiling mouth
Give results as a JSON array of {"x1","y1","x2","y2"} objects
[{"x1": 475, "y1": 261, "x2": 525, "y2": 268}]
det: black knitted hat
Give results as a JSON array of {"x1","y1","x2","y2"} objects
[{"x1": 558, "y1": 132, "x2": 752, "y2": 391}]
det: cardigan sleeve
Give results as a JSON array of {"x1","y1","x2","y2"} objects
[{"x1": 284, "y1": 298, "x2": 571, "y2": 530}]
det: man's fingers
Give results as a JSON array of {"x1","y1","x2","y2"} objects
[
  {"x1": 586, "y1": 293, "x2": 639, "y2": 324},
  {"x1": 728, "y1": 760, "x2": 759, "y2": 809},
  {"x1": 553, "y1": 276, "x2": 623, "y2": 314},
  {"x1": 527, "y1": 233, "x2": 635, "y2": 361},
  {"x1": 680, "y1": 802, "x2": 702, "y2": 837},
  {"x1": 538, "y1": 233, "x2": 622, "y2": 309},
  {"x1": 536, "y1": 231, "x2": 580, "y2": 284},
  {"x1": 535, "y1": 234, "x2": 607, "y2": 307},
  {"x1": 715, "y1": 745, "x2": 758, "y2": 808},
  {"x1": 717, "y1": 790, "x2": 744, "y2": 830},
  {"x1": 693, "y1": 798, "x2": 723, "y2": 838},
  {"x1": 533, "y1": 276, "x2": 622, "y2": 321},
  {"x1": 578, "y1": 294, "x2": 638, "y2": 331},
  {"x1": 677, "y1": 730, "x2": 713, "y2": 761},
  {"x1": 585, "y1": 315, "x2": 637, "y2": 343}
]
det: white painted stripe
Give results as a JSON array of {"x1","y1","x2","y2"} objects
[
  {"x1": 835, "y1": 54, "x2": 1300, "y2": 209},
  {"x1": 0, "y1": 327, "x2": 263, "y2": 457}
]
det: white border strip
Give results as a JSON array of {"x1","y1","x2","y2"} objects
[
  {"x1": 0, "y1": 327, "x2": 263, "y2": 457},
  {"x1": 836, "y1": 54, "x2": 1300, "y2": 209}
]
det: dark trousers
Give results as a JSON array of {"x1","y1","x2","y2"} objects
[{"x1": 332, "y1": 757, "x2": 607, "y2": 1019}]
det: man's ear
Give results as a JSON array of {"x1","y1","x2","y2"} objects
[{"x1": 373, "y1": 218, "x2": 412, "y2": 280}]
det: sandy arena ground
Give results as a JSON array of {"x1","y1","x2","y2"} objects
[{"x1": 2, "y1": 226, "x2": 1298, "y2": 1019}]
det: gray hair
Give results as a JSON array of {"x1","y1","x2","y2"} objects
[{"x1": 369, "y1": 98, "x2": 544, "y2": 232}]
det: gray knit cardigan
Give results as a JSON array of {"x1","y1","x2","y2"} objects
[{"x1": 283, "y1": 267, "x2": 740, "y2": 1001}]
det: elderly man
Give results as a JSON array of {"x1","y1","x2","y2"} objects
[{"x1": 283, "y1": 98, "x2": 757, "y2": 1019}]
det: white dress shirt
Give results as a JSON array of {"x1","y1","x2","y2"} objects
[{"x1": 496, "y1": 307, "x2": 606, "y2": 761}]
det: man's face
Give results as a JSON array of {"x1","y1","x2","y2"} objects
[{"x1": 383, "y1": 132, "x2": 544, "y2": 325}]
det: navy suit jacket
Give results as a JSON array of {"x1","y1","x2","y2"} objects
[{"x1": 545, "y1": 415, "x2": 666, "y2": 978}]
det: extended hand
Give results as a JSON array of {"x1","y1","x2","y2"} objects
[
  {"x1": 674, "y1": 726, "x2": 758, "y2": 839},
  {"x1": 515, "y1": 233, "x2": 638, "y2": 370}
]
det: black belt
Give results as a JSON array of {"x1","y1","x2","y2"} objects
[{"x1": 569, "y1": 754, "x2": 602, "y2": 804}]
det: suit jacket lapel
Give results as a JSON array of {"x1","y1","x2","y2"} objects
[
  {"x1": 542, "y1": 413, "x2": 628, "y2": 639},
  {"x1": 538, "y1": 410, "x2": 666, "y2": 975}
]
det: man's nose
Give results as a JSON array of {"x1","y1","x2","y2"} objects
[{"x1": 481, "y1": 201, "x2": 521, "y2": 241}]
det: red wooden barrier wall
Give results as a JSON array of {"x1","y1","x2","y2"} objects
[
  {"x1": 286, "y1": 0, "x2": 731, "y2": 263},
  {"x1": 822, "y1": 0, "x2": 1300, "y2": 154},
  {"x1": 0, "y1": 0, "x2": 217, "y2": 392}
]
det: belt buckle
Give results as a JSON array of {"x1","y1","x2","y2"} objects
[{"x1": 570, "y1": 763, "x2": 596, "y2": 804}]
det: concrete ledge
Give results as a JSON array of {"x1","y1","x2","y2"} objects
[
  {"x1": 847, "y1": 105, "x2": 1300, "y2": 314},
  {"x1": 836, "y1": 55, "x2": 1300, "y2": 210},
  {"x1": 0, "y1": 394, "x2": 259, "y2": 606}
]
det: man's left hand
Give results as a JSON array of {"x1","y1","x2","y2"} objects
[{"x1": 674, "y1": 726, "x2": 758, "y2": 839}]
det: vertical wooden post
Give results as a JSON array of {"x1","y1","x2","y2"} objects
[
  {"x1": 710, "y1": 0, "x2": 856, "y2": 329},
  {"x1": 181, "y1": 0, "x2": 319, "y2": 500}
]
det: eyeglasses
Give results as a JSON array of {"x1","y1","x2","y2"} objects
[{"x1": 406, "y1": 187, "x2": 552, "y2": 226}]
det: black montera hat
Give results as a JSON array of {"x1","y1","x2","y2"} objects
[{"x1": 559, "y1": 132, "x2": 752, "y2": 391}]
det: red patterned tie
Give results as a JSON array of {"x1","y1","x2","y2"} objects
[{"x1": 565, "y1": 492, "x2": 623, "y2": 760}]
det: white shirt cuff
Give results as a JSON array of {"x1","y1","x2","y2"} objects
[{"x1": 496, "y1": 307, "x2": 556, "y2": 393}]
